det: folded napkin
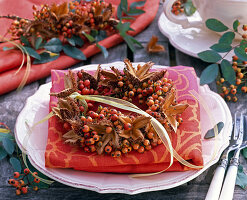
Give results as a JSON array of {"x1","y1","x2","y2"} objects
[
  {"x1": 45, "y1": 66, "x2": 203, "y2": 173},
  {"x1": 0, "y1": 0, "x2": 159, "y2": 95}
]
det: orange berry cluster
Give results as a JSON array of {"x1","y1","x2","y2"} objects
[
  {"x1": 8, "y1": 168, "x2": 40, "y2": 195},
  {"x1": 63, "y1": 105, "x2": 163, "y2": 157},
  {"x1": 7, "y1": 0, "x2": 115, "y2": 41},
  {"x1": 218, "y1": 54, "x2": 247, "y2": 102},
  {"x1": 171, "y1": 0, "x2": 185, "y2": 15}
]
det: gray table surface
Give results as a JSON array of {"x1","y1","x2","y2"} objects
[{"x1": 1, "y1": 2, "x2": 247, "y2": 200}]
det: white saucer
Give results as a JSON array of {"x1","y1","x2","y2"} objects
[{"x1": 158, "y1": 12, "x2": 237, "y2": 61}]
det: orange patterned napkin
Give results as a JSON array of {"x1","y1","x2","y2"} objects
[{"x1": 45, "y1": 66, "x2": 203, "y2": 173}]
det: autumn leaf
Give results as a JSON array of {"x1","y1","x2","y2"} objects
[{"x1": 147, "y1": 36, "x2": 165, "y2": 53}]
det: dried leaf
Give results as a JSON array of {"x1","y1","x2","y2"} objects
[
  {"x1": 147, "y1": 36, "x2": 165, "y2": 53},
  {"x1": 50, "y1": 88, "x2": 76, "y2": 98},
  {"x1": 161, "y1": 89, "x2": 189, "y2": 132}
]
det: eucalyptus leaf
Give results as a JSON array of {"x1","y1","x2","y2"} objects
[
  {"x1": 0, "y1": 147, "x2": 7, "y2": 160},
  {"x1": 33, "y1": 52, "x2": 60, "y2": 64},
  {"x1": 130, "y1": 1, "x2": 146, "y2": 9},
  {"x1": 200, "y1": 63, "x2": 219, "y2": 85},
  {"x1": 62, "y1": 45, "x2": 86, "y2": 60},
  {"x1": 9, "y1": 157, "x2": 22, "y2": 172},
  {"x1": 82, "y1": 32, "x2": 95, "y2": 42},
  {"x1": 184, "y1": 1, "x2": 196, "y2": 16},
  {"x1": 204, "y1": 122, "x2": 224, "y2": 139},
  {"x1": 206, "y1": 19, "x2": 228, "y2": 32},
  {"x1": 197, "y1": 50, "x2": 222, "y2": 63},
  {"x1": 67, "y1": 37, "x2": 75, "y2": 46},
  {"x1": 126, "y1": 8, "x2": 145, "y2": 16},
  {"x1": 219, "y1": 32, "x2": 235, "y2": 45},
  {"x1": 221, "y1": 59, "x2": 236, "y2": 85},
  {"x1": 234, "y1": 46, "x2": 247, "y2": 61},
  {"x1": 233, "y1": 20, "x2": 240, "y2": 32},
  {"x1": 20, "y1": 36, "x2": 31, "y2": 46},
  {"x1": 120, "y1": 0, "x2": 128, "y2": 12},
  {"x1": 0, "y1": 132, "x2": 14, "y2": 141},
  {"x1": 117, "y1": 21, "x2": 131, "y2": 35},
  {"x1": 71, "y1": 35, "x2": 84, "y2": 47},
  {"x1": 2, "y1": 138, "x2": 15, "y2": 155},
  {"x1": 96, "y1": 43, "x2": 108, "y2": 58},
  {"x1": 95, "y1": 30, "x2": 107, "y2": 42},
  {"x1": 210, "y1": 43, "x2": 232, "y2": 53},
  {"x1": 35, "y1": 37, "x2": 43, "y2": 50},
  {"x1": 44, "y1": 38, "x2": 62, "y2": 53},
  {"x1": 243, "y1": 148, "x2": 247, "y2": 159},
  {"x1": 117, "y1": 4, "x2": 123, "y2": 19},
  {"x1": 236, "y1": 165, "x2": 247, "y2": 190},
  {"x1": 23, "y1": 46, "x2": 41, "y2": 60}
]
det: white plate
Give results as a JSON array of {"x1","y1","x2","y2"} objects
[
  {"x1": 158, "y1": 12, "x2": 237, "y2": 61},
  {"x1": 15, "y1": 62, "x2": 232, "y2": 194}
]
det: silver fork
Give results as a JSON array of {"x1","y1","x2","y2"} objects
[
  {"x1": 205, "y1": 112, "x2": 243, "y2": 200},
  {"x1": 219, "y1": 114, "x2": 246, "y2": 200}
]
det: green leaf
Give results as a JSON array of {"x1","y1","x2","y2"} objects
[
  {"x1": 121, "y1": 16, "x2": 135, "y2": 20},
  {"x1": 204, "y1": 122, "x2": 224, "y2": 139},
  {"x1": 236, "y1": 165, "x2": 247, "y2": 190},
  {"x1": 63, "y1": 45, "x2": 86, "y2": 60},
  {"x1": 33, "y1": 52, "x2": 59, "y2": 64},
  {"x1": 23, "y1": 46, "x2": 41, "y2": 60},
  {"x1": 96, "y1": 43, "x2": 108, "y2": 58},
  {"x1": 126, "y1": 8, "x2": 145, "y2": 16},
  {"x1": 117, "y1": 4, "x2": 123, "y2": 19},
  {"x1": 234, "y1": 46, "x2": 247, "y2": 61},
  {"x1": 35, "y1": 37, "x2": 43, "y2": 50},
  {"x1": 184, "y1": 1, "x2": 196, "y2": 16},
  {"x1": 2, "y1": 138, "x2": 15, "y2": 155},
  {"x1": 233, "y1": 20, "x2": 240, "y2": 32},
  {"x1": 117, "y1": 21, "x2": 131, "y2": 35},
  {"x1": 210, "y1": 43, "x2": 232, "y2": 53},
  {"x1": 82, "y1": 32, "x2": 95, "y2": 43},
  {"x1": 219, "y1": 32, "x2": 235, "y2": 45},
  {"x1": 67, "y1": 36, "x2": 84, "y2": 47},
  {"x1": 0, "y1": 147, "x2": 7, "y2": 160},
  {"x1": 129, "y1": 35, "x2": 143, "y2": 48},
  {"x1": 130, "y1": 1, "x2": 146, "y2": 9},
  {"x1": 0, "y1": 132, "x2": 14, "y2": 141},
  {"x1": 120, "y1": 0, "x2": 128, "y2": 12},
  {"x1": 198, "y1": 50, "x2": 222, "y2": 63},
  {"x1": 220, "y1": 59, "x2": 236, "y2": 85},
  {"x1": 206, "y1": 19, "x2": 229, "y2": 32},
  {"x1": 200, "y1": 64, "x2": 219, "y2": 85},
  {"x1": 95, "y1": 30, "x2": 107, "y2": 42},
  {"x1": 20, "y1": 36, "x2": 30, "y2": 46},
  {"x1": 243, "y1": 147, "x2": 247, "y2": 159},
  {"x1": 3, "y1": 47, "x2": 14, "y2": 51},
  {"x1": 9, "y1": 157, "x2": 22, "y2": 173},
  {"x1": 72, "y1": 35, "x2": 84, "y2": 47},
  {"x1": 44, "y1": 38, "x2": 63, "y2": 53}
]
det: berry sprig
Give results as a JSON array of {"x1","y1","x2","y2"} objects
[
  {"x1": 8, "y1": 168, "x2": 40, "y2": 195},
  {"x1": 171, "y1": 0, "x2": 196, "y2": 16},
  {"x1": 198, "y1": 19, "x2": 247, "y2": 102}
]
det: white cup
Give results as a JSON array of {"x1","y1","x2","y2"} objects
[{"x1": 163, "y1": 0, "x2": 247, "y2": 39}]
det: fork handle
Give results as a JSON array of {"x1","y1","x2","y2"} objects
[
  {"x1": 219, "y1": 158, "x2": 239, "y2": 200},
  {"x1": 205, "y1": 159, "x2": 227, "y2": 200}
]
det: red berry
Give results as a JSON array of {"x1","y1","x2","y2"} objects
[
  {"x1": 114, "y1": 150, "x2": 121, "y2": 157},
  {"x1": 24, "y1": 168, "x2": 30, "y2": 175},
  {"x1": 33, "y1": 186, "x2": 39, "y2": 191},
  {"x1": 111, "y1": 114, "x2": 118, "y2": 121},
  {"x1": 34, "y1": 178, "x2": 40, "y2": 183},
  {"x1": 118, "y1": 81, "x2": 124, "y2": 87},
  {"x1": 13, "y1": 172, "x2": 20, "y2": 178},
  {"x1": 110, "y1": 109, "x2": 117, "y2": 114},
  {"x1": 78, "y1": 71, "x2": 82, "y2": 79},
  {"x1": 124, "y1": 123, "x2": 132, "y2": 130},
  {"x1": 82, "y1": 125, "x2": 90, "y2": 133},
  {"x1": 84, "y1": 79, "x2": 90, "y2": 87},
  {"x1": 21, "y1": 187, "x2": 28, "y2": 194},
  {"x1": 87, "y1": 103, "x2": 93, "y2": 110},
  {"x1": 98, "y1": 114, "x2": 104, "y2": 119},
  {"x1": 93, "y1": 135, "x2": 100, "y2": 141},
  {"x1": 133, "y1": 143, "x2": 140, "y2": 150},
  {"x1": 16, "y1": 189, "x2": 21, "y2": 195},
  {"x1": 89, "y1": 145, "x2": 96, "y2": 152},
  {"x1": 137, "y1": 146, "x2": 145, "y2": 153},
  {"x1": 84, "y1": 146, "x2": 90, "y2": 152},
  {"x1": 79, "y1": 106, "x2": 85, "y2": 112},
  {"x1": 82, "y1": 88, "x2": 90, "y2": 95},
  {"x1": 106, "y1": 127, "x2": 112, "y2": 134},
  {"x1": 63, "y1": 122, "x2": 71, "y2": 131},
  {"x1": 105, "y1": 145, "x2": 112, "y2": 153},
  {"x1": 79, "y1": 83, "x2": 85, "y2": 90}
]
